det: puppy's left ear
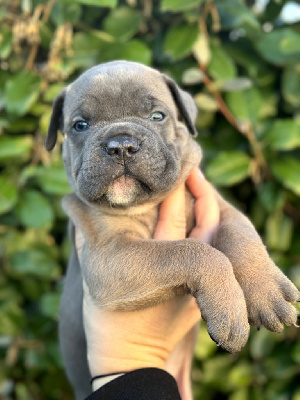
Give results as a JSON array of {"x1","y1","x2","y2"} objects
[
  {"x1": 45, "y1": 89, "x2": 66, "y2": 151},
  {"x1": 162, "y1": 75, "x2": 198, "y2": 137}
]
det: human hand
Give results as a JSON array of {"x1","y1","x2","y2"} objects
[{"x1": 75, "y1": 168, "x2": 220, "y2": 391}]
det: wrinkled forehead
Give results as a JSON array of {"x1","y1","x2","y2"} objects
[{"x1": 64, "y1": 63, "x2": 176, "y2": 120}]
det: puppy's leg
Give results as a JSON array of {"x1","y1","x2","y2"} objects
[
  {"x1": 59, "y1": 246, "x2": 91, "y2": 400},
  {"x1": 63, "y1": 193, "x2": 250, "y2": 353},
  {"x1": 214, "y1": 192, "x2": 299, "y2": 332}
]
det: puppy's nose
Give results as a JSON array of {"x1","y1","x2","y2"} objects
[{"x1": 106, "y1": 136, "x2": 140, "y2": 160}]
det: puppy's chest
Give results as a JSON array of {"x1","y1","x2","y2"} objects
[{"x1": 100, "y1": 189, "x2": 195, "y2": 240}]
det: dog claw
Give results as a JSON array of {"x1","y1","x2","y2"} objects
[
  {"x1": 293, "y1": 323, "x2": 300, "y2": 328},
  {"x1": 257, "y1": 326, "x2": 261, "y2": 331}
]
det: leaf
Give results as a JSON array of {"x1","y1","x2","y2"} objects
[
  {"x1": 5, "y1": 71, "x2": 42, "y2": 116},
  {"x1": 39, "y1": 293, "x2": 60, "y2": 318},
  {"x1": 282, "y1": 67, "x2": 300, "y2": 107},
  {"x1": 39, "y1": 108, "x2": 53, "y2": 134},
  {"x1": 194, "y1": 324, "x2": 217, "y2": 360},
  {"x1": 0, "y1": 175, "x2": 18, "y2": 215},
  {"x1": 255, "y1": 28, "x2": 300, "y2": 66},
  {"x1": 15, "y1": 190, "x2": 54, "y2": 228},
  {"x1": 51, "y1": 0, "x2": 82, "y2": 25},
  {"x1": 221, "y1": 77, "x2": 253, "y2": 92},
  {"x1": 73, "y1": 0, "x2": 117, "y2": 7},
  {"x1": 215, "y1": 0, "x2": 260, "y2": 34},
  {"x1": 0, "y1": 300, "x2": 25, "y2": 336},
  {"x1": 228, "y1": 363, "x2": 252, "y2": 388},
  {"x1": 226, "y1": 87, "x2": 262, "y2": 123},
  {"x1": 161, "y1": 0, "x2": 203, "y2": 12},
  {"x1": 250, "y1": 328, "x2": 277, "y2": 359},
  {"x1": 257, "y1": 182, "x2": 285, "y2": 213},
  {"x1": 0, "y1": 135, "x2": 33, "y2": 162},
  {"x1": 205, "y1": 151, "x2": 250, "y2": 186},
  {"x1": 10, "y1": 249, "x2": 61, "y2": 279},
  {"x1": 201, "y1": 354, "x2": 233, "y2": 390},
  {"x1": 43, "y1": 84, "x2": 66, "y2": 103},
  {"x1": 280, "y1": 32, "x2": 300, "y2": 53},
  {"x1": 194, "y1": 93, "x2": 218, "y2": 111},
  {"x1": 266, "y1": 212, "x2": 293, "y2": 252},
  {"x1": 207, "y1": 43, "x2": 237, "y2": 81},
  {"x1": 0, "y1": 28, "x2": 12, "y2": 59},
  {"x1": 263, "y1": 119, "x2": 300, "y2": 150},
  {"x1": 224, "y1": 42, "x2": 275, "y2": 86},
  {"x1": 99, "y1": 39, "x2": 151, "y2": 65},
  {"x1": 193, "y1": 34, "x2": 211, "y2": 67},
  {"x1": 271, "y1": 157, "x2": 300, "y2": 195},
  {"x1": 164, "y1": 24, "x2": 198, "y2": 61},
  {"x1": 35, "y1": 165, "x2": 71, "y2": 196},
  {"x1": 182, "y1": 68, "x2": 204, "y2": 85},
  {"x1": 71, "y1": 31, "x2": 114, "y2": 69},
  {"x1": 103, "y1": 7, "x2": 141, "y2": 42}
]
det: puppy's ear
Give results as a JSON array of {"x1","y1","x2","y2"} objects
[
  {"x1": 45, "y1": 89, "x2": 66, "y2": 151},
  {"x1": 162, "y1": 75, "x2": 198, "y2": 137},
  {"x1": 62, "y1": 194, "x2": 98, "y2": 242}
]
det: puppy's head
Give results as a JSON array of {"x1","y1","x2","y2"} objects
[{"x1": 46, "y1": 61, "x2": 202, "y2": 208}]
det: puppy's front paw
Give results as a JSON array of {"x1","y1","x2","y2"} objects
[
  {"x1": 245, "y1": 266, "x2": 299, "y2": 332},
  {"x1": 193, "y1": 258, "x2": 250, "y2": 353},
  {"x1": 215, "y1": 223, "x2": 300, "y2": 333}
]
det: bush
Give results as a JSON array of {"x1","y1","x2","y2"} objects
[{"x1": 0, "y1": 1, "x2": 300, "y2": 399}]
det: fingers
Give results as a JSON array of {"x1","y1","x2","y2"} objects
[
  {"x1": 154, "y1": 168, "x2": 220, "y2": 243},
  {"x1": 154, "y1": 183, "x2": 186, "y2": 240},
  {"x1": 186, "y1": 168, "x2": 220, "y2": 243}
]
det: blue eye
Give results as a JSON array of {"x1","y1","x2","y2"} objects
[
  {"x1": 150, "y1": 112, "x2": 165, "y2": 121},
  {"x1": 73, "y1": 121, "x2": 89, "y2": 132}
]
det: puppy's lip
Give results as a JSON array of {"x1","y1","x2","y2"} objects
[
  {"x1": 111, "y1": 175, "x2": 135, "y2": 190},
  {"x1": 106, "y1": 175, "x2": 138, "y2": 205}
]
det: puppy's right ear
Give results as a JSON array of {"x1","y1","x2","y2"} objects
[
  {"x1": 62, "y1": 194, "x2": 98, "y2": 243},
  {"x1": 162, "y1": 75, "x2": 198, "y2": 137},
  {"x1": 45, "y1": 89, "x2": 66, "y2": 151}
]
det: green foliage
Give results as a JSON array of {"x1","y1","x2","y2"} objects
[{"x1": 0, "y1": 1, "x2": 300, "y2": 399}]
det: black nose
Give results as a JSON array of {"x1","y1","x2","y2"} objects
[{"x1": 106, "y1": 136, "x2": 140, "y2": 160}]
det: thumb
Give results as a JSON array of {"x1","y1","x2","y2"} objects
[{"x1": 154, "y1": 183, "x2": 186, "y2": 241}]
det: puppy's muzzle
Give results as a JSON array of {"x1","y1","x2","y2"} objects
[{"x1": 105, "y1": 136, "x2": 140, "y2": 162}]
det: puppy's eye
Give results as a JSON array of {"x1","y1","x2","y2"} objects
[
  {"x1": 150, "y1": 112, "x2": 165, "y2": 121},
  {"x1": 73, "y1": 121, "x2": 89, "y2": 132}
]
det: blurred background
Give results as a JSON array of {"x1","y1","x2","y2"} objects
[{"x1": 0, "y1": 0, "x2": 300, "y2": 399}]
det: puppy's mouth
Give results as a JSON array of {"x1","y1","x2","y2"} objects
[{"x1": 105, "y1": 175, "x2": 150, "y2": 206}]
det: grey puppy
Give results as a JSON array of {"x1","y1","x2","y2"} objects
[{"x1": 46, "y1": 61, "x2": 299, "y2": 400}]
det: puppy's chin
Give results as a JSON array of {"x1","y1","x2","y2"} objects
[{"x1": 105, "y1": 176, "x2": 140, "y2": 206}]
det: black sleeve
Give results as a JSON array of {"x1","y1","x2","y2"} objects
[{"x1": 85, "y1": 368, "x2": 182, "y2": 400}]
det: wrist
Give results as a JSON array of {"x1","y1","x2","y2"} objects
[{"x1": 91, "y1": 372, "x2": 125, "y2": 391}]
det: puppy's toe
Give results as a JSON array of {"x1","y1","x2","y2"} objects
[
  {"x1": 206, "y1": 312, "x2": 231, "y2": 347},
  {"x1": 206, "y1": 312, "x2": 249, "y2": 353},
  {"x1": 259, "y1": 311, "x2": 284, "y2": 333},
  {"x1": 226, "y1": 322, "x2": 250, "y2": 353},
  {"x1": 274, "y1": 299, "x2": 298, "y2": 326},
  {"x1": 277, "y1": 275, "x2": 300, "y2": 303}
]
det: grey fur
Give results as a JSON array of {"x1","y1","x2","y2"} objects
[{"x1": 46, "y1": 61, "x2": 299, "y2": 399}]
